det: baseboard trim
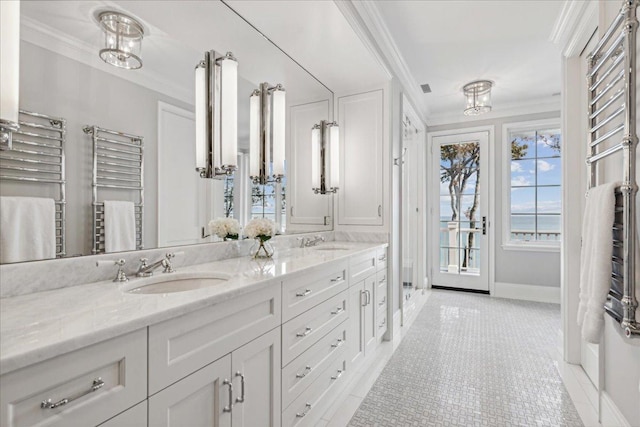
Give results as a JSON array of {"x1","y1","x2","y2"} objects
[
  {"x1": 493, "y1": 282, "x2": 561, "y2": 304},
  {"x1": 601, "y1": 391, "x2": 632, "y2": 427}
]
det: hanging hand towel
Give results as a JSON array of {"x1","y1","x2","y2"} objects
[
  {"x1": 104, "y1": 200, "x2": 136, "y2": 253},
  {"x1": 577, "y1": 181, "x2": 620, "y2": 343},
  {"x1": 0, "y1": 196, "x2": 56, "y2": 263}
]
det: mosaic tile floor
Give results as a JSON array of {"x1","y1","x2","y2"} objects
[{"x1": 348, "y1": 291, "x2": 584, "y2": 427}]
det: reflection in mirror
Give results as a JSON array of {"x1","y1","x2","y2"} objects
[{"x1": 0, "y1": 0, "x2": 333, "y2": 264}]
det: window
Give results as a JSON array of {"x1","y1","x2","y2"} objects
[
  {"x1": 250, "y1": 176, "x2": 286, "y2": 229},
  {"x1": 504, "y1": 120, "x2": 561, "y2": 249}
]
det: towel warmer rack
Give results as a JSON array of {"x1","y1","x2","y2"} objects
[
  {"x1": 585, "y1": 0, "x2": 638, "y2": 338},
  {"x1": 83, "y1": 125, "x2": 144, "y2": 254},
  {"x1": 0, "y1": 110, "x2": 66, "y2": 258}
]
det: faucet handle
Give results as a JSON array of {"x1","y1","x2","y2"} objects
[
  {"x1": 139, "y1": 257, "x2": 149, "y2": 267},
  {"x1": 163, "y1": 251, "x2": 183, "y2": 273},
  {"x1": 96, "y1": 258, "x2": 128, "y2": 283}
]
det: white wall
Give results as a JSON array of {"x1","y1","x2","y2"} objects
[
  {"x1": 4, "y1": 41, "x2": 193, "y2": 256},
  {"x1": 429, "y1": 111, "x2": 562, "y2": 292}
]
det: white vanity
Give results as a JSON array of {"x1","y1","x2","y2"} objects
[{"x1": 0, "y1": 241, "x2": 388, "y2": 427}]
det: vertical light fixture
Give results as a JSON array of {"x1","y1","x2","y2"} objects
[
  {"x1": 463, "y1": 80, "x2": 493, "y2": 116},
  {"x1": 0, "y1": 0, "x2": 20, "y2": 150},
  {"x1": 311, "y1": 120, "x2": 339, "y2": 194},
  {"x1": 249, "y1": 83, "x2": 286, "y2": 184},
  {"x1": 194, "y1": 50, "x2": 238, "y2": 179},
  {"x1": 98, "y1": 11, "x2": 144, "y2": 70}
]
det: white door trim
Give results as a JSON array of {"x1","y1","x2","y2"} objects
[{"x1": 427, "y1": 125, "x2": 494, "y2": 293}]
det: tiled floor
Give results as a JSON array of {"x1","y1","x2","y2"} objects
[{"x1": 347, "y1": 290, "x2": 584, "y2": 426}]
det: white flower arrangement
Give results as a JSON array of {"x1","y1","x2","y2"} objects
[
  {"x1": 208, "y1": 217, "x2": 241, "y2": 240},
  {"x1": 244, "y1": 218, "x2": 276, "y2": 241}
]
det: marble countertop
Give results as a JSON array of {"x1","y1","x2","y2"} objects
[{"x1": 0, "y1": 241, "x2": 386, "y2": 375}]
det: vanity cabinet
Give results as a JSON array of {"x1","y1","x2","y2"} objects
[
  {"x1": 0, "y1": 329, "x2": 146, "y2": 427},
  {"x1": 337, "y1": 89, "x2": 384, "y2": 226},
  {"x1": 149, "y1": 327, "x2": 281, "y2": 427}
]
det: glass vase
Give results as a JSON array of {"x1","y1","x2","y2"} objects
[{"x1": 250, "y1": 238, "x2": 274, "y2": 259}]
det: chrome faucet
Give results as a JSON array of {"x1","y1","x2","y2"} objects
[
  {"x1": 136, "y1": 252, "x2": 179, "y2": 277},
  {"x1": 298, "y1": 235, "x2": 325, "y2": 248}
]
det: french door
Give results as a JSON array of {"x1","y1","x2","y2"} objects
[{"x1": 430, "y1": 130, "x2": 489, "y2": 291}]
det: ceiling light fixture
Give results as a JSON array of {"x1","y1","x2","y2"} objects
[
  {"x1": 463, "y1": 80, "x2": 493, "y2": 116},
  {"x1": 98, "y1": 11, "x2": 144, "y2": 70}
]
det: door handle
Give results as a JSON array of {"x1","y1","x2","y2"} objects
[
  {"x1": 222, "y1": 379, "x2": 233, "y2": 413},
  {"x1": 482, "y1": 216, "x2": 487, "y2": 235},
  {"x1": 235, "y1": 371, "x2": 245, "y2": 403}
]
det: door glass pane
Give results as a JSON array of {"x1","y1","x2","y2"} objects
[{"x1": 438, "y1": 140, "x2": 481, "y2": 277}]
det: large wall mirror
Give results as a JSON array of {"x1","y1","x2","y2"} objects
[{"x1": 0, "y1": 0, "x2": 334, "y2": 264}]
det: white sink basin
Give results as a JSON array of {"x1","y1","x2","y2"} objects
[
  {"x1": 123, "y1": 272, "x2": 230, "y2": 294},
  {"x1": 312, "y1": 245, "x2": 351, "y2": 251}
]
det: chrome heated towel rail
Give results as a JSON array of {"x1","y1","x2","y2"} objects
[
  {"x1": 585, "y1": 0, "x2": 638, "y2": 338},
  {"x1": 0, "y1": 110, "x2": 66, "y2": 257},
  {"x1": 84, "y1": 125, "x2": 144, "y2": 254}
]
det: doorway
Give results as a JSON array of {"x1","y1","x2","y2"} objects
[{"x1": 430, "y1": 130, "x2": 489, "y2": 292}]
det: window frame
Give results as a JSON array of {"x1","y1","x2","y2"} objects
[{"x1": 502, "y1": 118, "x2": 561, "y2": 252}]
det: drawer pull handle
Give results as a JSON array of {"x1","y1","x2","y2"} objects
[
  {"x1": 296, "y1": 327, "x2": 313, "y2": 337},
  {"x1": 296, "y1": 403, "x2": 312, "y2": 418},
  {"x1": 331, "y1": 306, "x2": 344, "y2": 315},
  {"x1": 330, "y1": 275, "x2": 343, "y2": 282},
  {"x1": 331, "y1": 369, "x2": 344, "y2": 380},
  {"x1": 379, "y1": 278, "x2": 386, "y2": 284},
  {"x1": 379, "y1": 318, "x2": 387, "y2": 328},
  {"x1": 379, "y1": 297, "x2": 386, "y2": 306},
  {"x1": 296, "y1": 365, "x2": 313, "y2": 378},
  {"x1": 296, "y1": 289, "x2": 312, "y2": 297},
  {"x1": 235, "y1": 371, "x2": 245, "y2": 403},
  {"x1": 223, "y1": 379, "x2": 233, "y2": 413},
  {"x1": 41, "y1": 377, "x2": 105, "y2": 410},
  {"x1": 331, "y1": 338, "x2": 344, "y2": 348},
  {"x1": 378, "y1": 255, "x2": 386, "y2": 261}
]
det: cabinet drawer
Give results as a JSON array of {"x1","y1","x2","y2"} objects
[
  {"x1": 98, "y1": 401, "x2": 147, "y2": 426},
  {"x1": 0, "y1": 329, "x2": 146, "y2": 427},
  {"x1": 148, "y1": 282, "x2": 281, "y2": 394},
  {"x1": 282, "y1": 355, "x2": 347, "y2": 427},
  {"x1": 282, "y1": 260, "x2": 347, "y2": 321},
  {"x1": 282, "y1": 320, "x2": 348, "y2": 409},
  {"x1": 282, "y1": 291, "x2": 348, "y2": 367},
  {"x1": 376, "y1": 271, "x2": 387, "y2": 308},
  {"x1": 349, "y1": 251, "x2": 376, "y2": 284},
  {"x1": 376, "y1": 247, "x2": 387, "y2": 271}
]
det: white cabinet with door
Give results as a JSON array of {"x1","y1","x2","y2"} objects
[
  {"x1": 288, "y1": 100, "x2": 332, "y2": 229},
  {"x1": 337, "y1": 90, "x2": 384, "y2": 226},
  {"x1": 149, "y1": 328, "x2": 281, "y2": 427}
]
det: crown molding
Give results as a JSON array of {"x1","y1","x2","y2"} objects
[
  {"x1": 425, "y1": 97, "x2": 561, "y2": 128},
  {"x1": 549, "y1": 0, "x2": 598, "y2": 57},
  {"x1": 20, "y1": 16, "x2": 192, "y2": 105},
  {"x1": 333, "y1": 0, "x2": 429, "y2": 119}
]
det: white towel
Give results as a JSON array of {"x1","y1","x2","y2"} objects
[
  {"x1": 578, "y1": 182, "x2": 620, "y2": 343},
  {"x1": 104, "y1": 200, "x2": 136, "y2": 253},
  {"x1": 0, "y1": 196, "x2": 56, "y2": 263}
]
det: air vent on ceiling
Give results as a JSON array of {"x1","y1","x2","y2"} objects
[{"x1": 420, "y1": 83, "x2": 432, "y2": 93}]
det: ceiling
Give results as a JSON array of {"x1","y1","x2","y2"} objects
[{"x1": 372, "y1": 0, "x2": 565, "y2": 123}]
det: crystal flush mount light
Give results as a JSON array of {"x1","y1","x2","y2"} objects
[
  {"x1": 463, "y1": 80, "x2": 493, "y2": 116},
  {"x1": 98, "y1": 11, "x2": 144, "y2": 70}
]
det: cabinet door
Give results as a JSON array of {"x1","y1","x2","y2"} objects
[
  {"x1": 348, "y1": 282, "x2": 365, "y2": 366},
  {"x1": 288, "y1": 100, "x2": 332, "y2": 227},
  {"x1": 148, "y1": 355, "x2": 232, "y2": 427},
  {"x1": 363, "y1": 275, "x2": 377, "y2": 356},
  {"x1": 231, "y1": 328, "x2": 281, "y2": 427},
  {"x1": 337, "y1": 90, "x2": 384, "y2": 226}
]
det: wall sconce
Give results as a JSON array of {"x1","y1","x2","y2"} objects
[
  {"x1": 0, "y1": 0, "x2": 20, "y2": 151},
  {"x1": 463, "y1": 80, "x2": 493, "y2": 116},
  {"x1": 194, "y1": 50, "x2": 238, "y2": 179},
  {"x1": 249, "y1": 83, "x2": 285, "y2": 185},
  {"x1": 311, "y1": 120, "x2": 339, "y2": 194},
  {"x1": 98, "y1": 11, "x2": 145, "y2": 70}
]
